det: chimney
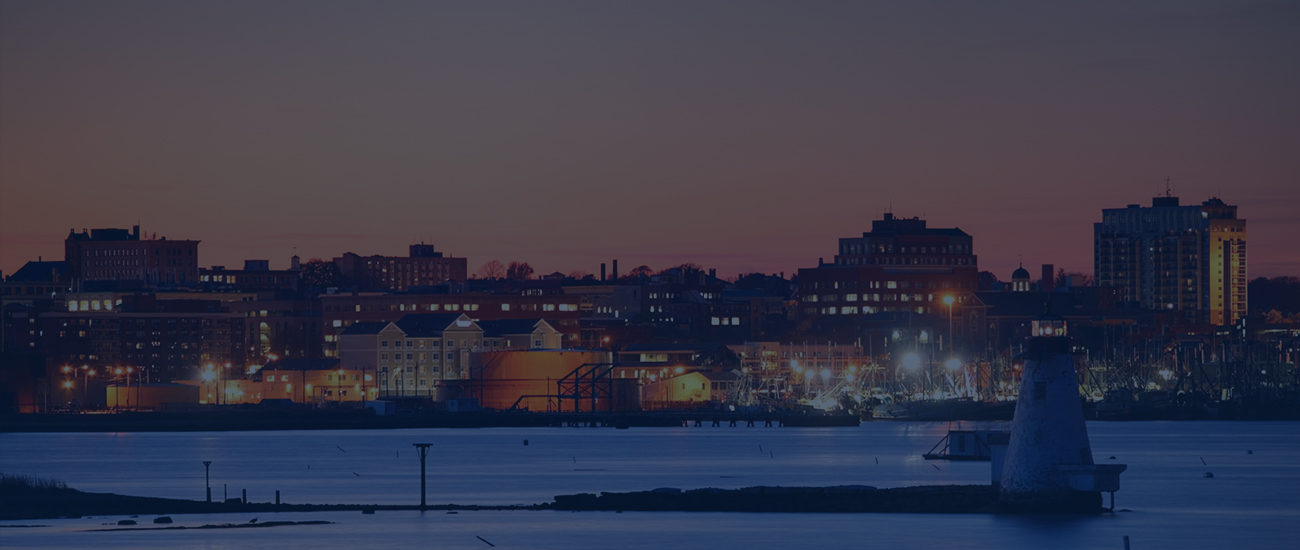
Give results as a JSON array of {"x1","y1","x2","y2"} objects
[
  {"x1": 612, "y1": 259, "x2": 618, "y2": 280},
  {"x1": 709, "y1": 268, "x2": 716, "y2": 279},
  {"x1": 600, "y1": 263, "x2": 606, "y2": 281},
  {"x1": 1041, "y1": 264, "x2": 1055, "y2": 292}
]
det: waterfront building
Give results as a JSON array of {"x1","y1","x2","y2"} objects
[
  {"x1": 337, "y1": 313, "x2": 560, "y2": 397},
  {"x1": 1094, "y1": 195, "x2": 1246, "y2": 325},
  {"x1": 320, "y1": 292, "x2": 580, "y2": 356},
  {"x1": 36, "y1": 295, "x2": 246, "y2": 404},
  {"x1": 798, "y1": 213, "x2": 979, "y2": 317},
  {"x1": 257, "y1": 358, "x2": 367, "y2": 404}
]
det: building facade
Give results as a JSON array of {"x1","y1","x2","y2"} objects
[
  {"x1": 337, "y1": 313, "x2": 560, "y2": 398},
  {"x1": 1094, "y1": 196, "x2": 1246, "y2": 325},
  {"x1": 333, "y1": 244, "x2": 468, "y2": 291},
  {"x1": 65, "y1": 226, "x2": 200, "y2": 289},
  {"x1": 799, "y1": 213, "x2": 979, "y2": 316},
  {"x1": 320, "y1": 292, "x2": 581, "y2": 356}
]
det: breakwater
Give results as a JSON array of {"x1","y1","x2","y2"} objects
[{"x1": 552, "y1": 485, "x2": 1005, "y2": 513}]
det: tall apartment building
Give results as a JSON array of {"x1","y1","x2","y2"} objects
[
  {"x1": 65, "y1": 226, "x2": 200, "y2": 289},
  {"x1": 798, "y1": 213, "x2": 978, "y2": 316},
  {"x1": 333, "y1": 243, "x2": 467, "y2": 291},
  {"x1": 1094, "y1": 195, "x2": 1246, "y2": 325}
]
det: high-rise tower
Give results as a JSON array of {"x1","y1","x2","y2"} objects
[{"x1": 1094, "y1": 195, "x2": 1246, "y2": 325}]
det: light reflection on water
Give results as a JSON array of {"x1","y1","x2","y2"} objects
[{"x1": 2, "y1": 421, "x2": 1298, "y2": 549}]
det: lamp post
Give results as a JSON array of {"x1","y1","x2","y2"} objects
[
  {"x1": 413, "y1": 443, "x2": 432, "y2": 508},
  {"x1": 112, "y1": 367, "x2": 121, "y2": 408},
  {"x1": 125, "y1": 367, "x2": 134, "y2": 409},
  {"x1": 202, "y1": 367, "x2": 216, "y2": 404},
  {"x1": 943, "y1": 295, "x2": 955, "y2": 353},
  {"x1": 83, "y1": 367, "x2": 95, "y2": 407}
]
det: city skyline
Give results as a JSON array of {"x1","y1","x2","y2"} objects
[{"x1": 3, "y1": 1, "x2": 1298, "y2": 280}]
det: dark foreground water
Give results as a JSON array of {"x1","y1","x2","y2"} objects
[{"x1": 2, "y1": 421, "x2": 1298, "y2": 549}]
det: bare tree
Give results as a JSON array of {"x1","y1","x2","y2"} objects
[
  {"x1": 477, "y1": 260, "x2": 506, "y2": 279},
  {"x1": 300, "y1": 258, "x2": 343, "y2": 288},
  {"x1": 1056, "y1": 268, "x2": 1093, "y2": 287},
  {"x1": 627, "y1": 265, "x2": 654, "y2": 278},
  {"x1": 566, "y1": 270, "x2": 589, "y2": 279},
  {"x1": 506, "y1": 261, "x2": 534, "y2": 280}
]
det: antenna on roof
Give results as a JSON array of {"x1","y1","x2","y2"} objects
[{"x1": 1165, "y1": 176, "x2": 1172, "y2": 198}]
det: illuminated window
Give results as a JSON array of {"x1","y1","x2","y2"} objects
[
  {"x1": 501, "y1": 304, "x2": 511, "y2": 311},
  {"x1": 886, "y1": 281, "x2": 897, "y2": 289}
]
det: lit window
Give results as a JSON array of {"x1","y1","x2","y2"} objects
[{"x1": 501, "y1": 304, "x2": 511, "y2": 311}]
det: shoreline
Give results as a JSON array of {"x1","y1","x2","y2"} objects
[
  {"x1": 2, "y1": 484, "x2": 1112, "y2": 521},
  {"x1": 4, "y1": 409, "x2": 1295, "y2": 434}
]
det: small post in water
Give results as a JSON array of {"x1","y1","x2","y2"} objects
[
  {"x1": 413, "y1": 443, "x2": 433, "y2": 508},
  {"x1": 1124, "y1": 536, "x2": 1131, "y2": 550},
  {"x1": 276, "y1": 490, "x2": 280, "y2": 505},
  {"x1": 202, "y1": 461, "x2": 212, "y2": 502}
]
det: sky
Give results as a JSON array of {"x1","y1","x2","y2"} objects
[{"x1": 2, "y1": 1, "x2": 1298, "y2": 281}]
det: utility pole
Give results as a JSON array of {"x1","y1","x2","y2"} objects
[
  {"x1": 203, "y1": 461, "x2": 212, "y2": 502},
  {"x1": 413, "y1": 443, "x2": 432, "y2": 508}
]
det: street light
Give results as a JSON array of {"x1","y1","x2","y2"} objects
[
  {"x1": 202, "y1": 367, "x2": 216, "y2": 405},
  {"x1": 943, "y1": 295, "x2": 955, "y2": 352}
]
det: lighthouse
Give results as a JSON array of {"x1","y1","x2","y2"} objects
[{"x1": 999, "y1": 304, "x2": 1126, "y2": 512}]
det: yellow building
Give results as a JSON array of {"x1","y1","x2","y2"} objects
[{"x1": 259, "y1": 358, "x2": 375, "y2": 404}]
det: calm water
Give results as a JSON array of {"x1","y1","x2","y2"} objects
[{"x1": 2, "y1": 422, "x2": 1298, "y2": 549}]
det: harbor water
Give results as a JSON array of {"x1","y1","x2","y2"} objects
[{"x1": 2, "y1": 421, "x2": 1298, "y2": 549}]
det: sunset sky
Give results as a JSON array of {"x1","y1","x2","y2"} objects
[{"x1": 2, "y1": 1, "x2": 1297, "y2": 281}]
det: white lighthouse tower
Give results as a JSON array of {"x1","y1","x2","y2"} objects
[{"x1": 999, "y1": 305, "x2": 1126, "y2": 512}]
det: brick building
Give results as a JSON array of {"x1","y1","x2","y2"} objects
[
  {"x1": 799, "y1": 213, "x2": 979, "y2": 317},
  {"x1": 333, "y1": 244, "x2": 467, "y2": 291},
  {"x1": 65, "y1": 226, "x2": 200, "y2": 289}
]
